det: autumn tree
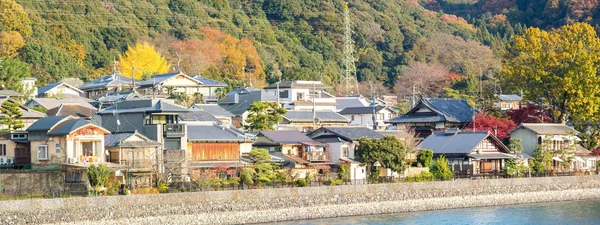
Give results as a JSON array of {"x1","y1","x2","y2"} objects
[
  {"x1": 120, "y1": 42, "x2": 170, "y2": 80},
  {"x1": 501, "y1": 23, "x2": 600, "y2": 123},
  {"x1": 469, "y1": 112, "x2": 516, "y2": 140},
  {"x1": 505, "y1": 104, "x2": 552, "y2": 124},
  {"x1": 395, "y1": 61, "x2": 449, "y2": 97},
  {"x1": 0, "y1": 100, "x2": 24, "y2": 132},
  {"x1": 0, "y1": 31, "x2": 24, "y2": 57},
  {"x1": 0, "y1": 0, "x2": 31, "y2": 58},
  {"x1": 244, "y1": 101, "x2": 287, "y2": 131}
]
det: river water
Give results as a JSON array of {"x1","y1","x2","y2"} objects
[{"x1": 272, "y1": 200, "x2": 600, "y2": 225}]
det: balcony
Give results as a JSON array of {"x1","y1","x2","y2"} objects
[
  {"x1": 303, "y1": 151, "x2": 329, "y2": 162},
  {"x1": 164, "y1": 124, "x2": 185, "y2": 137},
  {"x1": 119, "y1": 160, "x2": 153, "y2": 170}
]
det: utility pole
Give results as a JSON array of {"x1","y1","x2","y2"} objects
[
  {"x1": 340, "y1": 2, "x2": 359, "y2": 96},
  {"x1": 312, "y1": 82, "x2": 317, "y2": 131},
  {"x1": 131, "y1": 66, "x2": 135, "y2": 92},
  {"x1": 412, "y1": 84, "x2": 416, "y2": 107},
  {"x1": 276, "y1": 77, "x2": 281, "y2": 130}
]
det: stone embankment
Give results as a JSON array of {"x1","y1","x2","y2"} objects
[{"x1": 2, "y1": 176, "x2": 600, "y2": 224}]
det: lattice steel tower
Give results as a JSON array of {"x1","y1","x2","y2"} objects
[{"x1": 340, "y1": 2, "x2": 359, "y2": 96}]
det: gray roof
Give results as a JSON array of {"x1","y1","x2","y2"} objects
[
  {"x1": 104, "y1": 132, "x2": 160, "y2": 147},
  {"x1": 388, "y1": 98, "x2": 475, "y2": 123},
  {"x1": 37, "y1": 82, "x2": 82, "y2": 95},
  {"x1": 312, "y1": 127, "x2": 384, "y2": 141},
  {"x1": 189, "y1": 104, "x2": 234, "y2": 117},
  {"x1": 0, "y1": 90, "x2": 23, "y2": 97},
  {"x1": 419, "y1": 131, "x2": 509, "y2": 154},
  {"x1": 97, "y1": 99, "x2": 188, "y2": 115},
  {"x1": 193, "y1": 76, "x2": 227, "y2": 87},
  {"x1": 336, "y1": 97, "x2": 368, "y2": 111},
  {"x1": 27, "y1": 116, "x2": 71, "y2": 132},
  {"x1": 27, "y1": 98, "x2": 96, "y2": 110},
  {"x1": 264, "y1": 81, "x2": 331, "y2": 89},
  {"x1": 510, "y1": 123, "x2": 577, "y2": 135},
  {"x1": 179, "y1": 111, "x2": 219, "y2": 122},
  {"x1": 187, "y1": 125, "x2": 247, "y2": 142},
  {"x1": 218, "y1": 87, "x2": 277, "y2": 115},
  {"x1": 79, "y1": 74, "x2": 138, "y2": 91},
  {"x1": 498, "y1": 95, "x2": 523, "y2": 101},
  {"x1": 259, "y1": 130, "x2": 314, "y2": 144},
  {"x1": 46, "y1": 104, "x2": 98, "y2": 118},
  {"x1": 97, "y1": 91, "x2": 145, "y2": 104},
  {"x1": 282, "y1": 110, "x2": 349, "y2": 123},
  {"x1": 338, "y1": 106, "x2": 388, "y2": 115},
  {"x1": 138, "y1": 72, "x2": 186, "y2": 87},
  {"x1": 0, "y1": 97, "x2": 45, "y2": 119},
  {"x1": 48, "y1": 119, "x2": 95, "y2": 136}
]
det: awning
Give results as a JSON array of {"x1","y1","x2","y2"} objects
[
  {"x1": 467, "y1": 153, "x2": 515, "y2": 160},
  {"x1": 574, "y1": 156, "x2": 585, "y2": 163},
  {"x1": 300, "y1": 141, "x2": 326, "y2": 146},
  {"x1": 553, "y1": 157, "x2": 564, "y2": 162}
]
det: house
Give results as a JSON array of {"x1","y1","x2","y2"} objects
[
  {"x1": 79, "y1": 74, "x2": 138, "y2": 100},
  {"x1": 335, "y1": 96, "x2": 370, "y2": 112},
  {"x1": 0, "y1": 97, "x2": 46, "y2": 130},
  {"x1": 97, "y1": 91, "x2": 145, "y2": 110},
  {"x1": 496, "y1": 94, "x2": 523, "y2": 111},
  {"x1": 21, "y1": 77, "x2": 37, "y2": 99},
  {"x1": 419, "y1": 129, "x2": 515, "y2": 175},
  {"x1": 0, "y1": 90, "x2": 24, "y2": 98},
  {"x1": 137, "y1": 72, "x2": 227, "y2": 102},
  {"x1": 94, "y1": 99, "x2": 188, "y2": 151},
  {"x1": 37, "y1": 82, "x2": 83, "y2": 98},
  {"x1": 46, "y1": 104, "x2": 98, "y2": 119},
  {"x1": 26, "y1": 97, "x2": 96, "y2": 111},
  {"x1": 0, "y1": 97, "x2": 46, "y2": 168},
  {"x1": 179, "y1": 110, "x2": 220, "y2": 126},
  {"x1": 218, "y1": 87, "x2": 278, "y2": 128},
  {"x1": 105, "y1": 132, "x2": 161, "y2": 188},
  {"x1": 186, "y1": 125, "x2": 252, "y2": 170},
  {"x1": 263, "y1": 81, "x2": 336, "y2": 111},
  {"x1": 189, "y1": 104, "x2": 234, "y2": 125},
  {"x1": 339, "y1": 106, "x2": 395, "y2": 130},
  {"x1": 386, "y1": 98, "x2": 476, "y2": 139},
  {"x1": 254, "y1": 130, "x2": 329, "y2": 178},
  {"x1": 308, "y1": 127, "x2": 384, "y2": 180},
  {"x1": 508, "y1": 123, "x2": 580, "y2": 169},
  {"x1": 279, "y1": 110, "x2": 349, "y2": 132}
]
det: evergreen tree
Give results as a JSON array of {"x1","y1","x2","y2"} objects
[{"x1": 0, "y1": 100, "x2": 24, "y2": 132}]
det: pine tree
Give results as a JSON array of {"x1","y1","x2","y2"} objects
[{"x1": 0, "y1": 100, "x2": 24, "y2": 132}]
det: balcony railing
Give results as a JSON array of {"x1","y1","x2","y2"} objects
[
  {"x1": 119, "y1": 160, "x2": 153, "y2": 169},
  {"x1": 303, "y1": 151, "x2": 329, "y2": 161},
  {"x1": 164, "y1": 124, "x2": 185, "y2": 137}
]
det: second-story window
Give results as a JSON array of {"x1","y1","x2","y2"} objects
[
  {"x1": 297, "y1": 92, "x2": 305, "y2": 101},
  {"x1": 149, "y1": 115, "x2": 176, "y2": 125}
]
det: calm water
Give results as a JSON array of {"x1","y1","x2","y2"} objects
[{"x1": 271, "y1": 200, "x2": 600, "y2": 225}]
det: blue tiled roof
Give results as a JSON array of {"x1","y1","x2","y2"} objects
[
  {"x1": 37, "y1": 82, "x2": 63, "y2": 95},
  {"x1": 387, "y1": 114, "x2": 446, "y2": 123},
  {"x1": 388, "y1": 98, "x2": 475, "y2": 123},
  {"x1": 97, "y1": 99, "x2": 188, "y2": 114},
  {"x1": 419, "y1": 131, "x2": 490, "y2": 154},
  {"x1": 187, "y1": 125, "x2": 247, "y2": 142},
  {"x1": 27, "y1": 116, "x2": 71, "y2": 132},
  {"x1": 48, "y1": 119, "x2": 93, "y2": 136},
  {"x1": 194, "y1": 76, "x2": 227, "y2": 87},
  {"x1": 218, "y1": 88, "x2": 277, "y2": 115},
  {"x1": 137, "y1": 72, "x2": 186, "y2": 86},
  {"x1": 79, "y1": 74, "x2": 138, "y2": 91},
  {"x1": 312, "y1": 127, "x2": 384, "y2": 141},
  {"x1": 498, "y1": 95, "x2": 523, "y2": 101}
]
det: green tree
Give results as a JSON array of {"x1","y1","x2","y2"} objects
[
  {"x1": 530, "y1": 138, "x2": 554, "y2": 173},
  {"x1": 430, "y1": 156, "x2": 453, "y2": 181},
  {"x1": 0, "y1": 58, "x2": 30, "y2": 92},
  {"x1": 192, "y1": 92, "x2": 203, "y2": 104},
  {"x1": 356, "y1": 136, "x2": 408, "y2": 173},
  {"x1": 509, "y1": 138, "x2": 524, "y2": 155},
  {"x1": 88, "y1": 164, "x2": 111, "y2": 188},
  {"x1": 243, "y1": 148, "x2": 277, "y2": 185},
  {"x1": 0, "y1": 100, "x2": 24, "y2": 132},
  {"x1": 244, "y1": 101, "x2": 287, "y2": 131},
  {"x1": 501, "y1": 23, "x2": 600, "y2": 123},
  {"x1": 418, "y1": 149, "x2": 434, "y2": 168}
]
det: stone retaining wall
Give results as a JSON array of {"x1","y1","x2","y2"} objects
[{"x1": 2, "y1": 176, "x2": 600, "y2": 224}]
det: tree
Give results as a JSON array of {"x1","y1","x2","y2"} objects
[
  {"x1": 469, "y1": 112, "x2": 516, "y2": 140},
  {"x1": 395, "y1": 61, "x2": 449, "y2": 97},
  {"x1": 530, "y1": 137, "x2": 554, "y2": 173},
  {"x1": 120, "y1": 42, "x2": 169, "y2": 80},
  {"x1": 573, "y1": 121, "x2": 600, "y2": 151},
  {"x1": 430, "y1": 156, "x2": 453, "y2": 181},
  {"x1": 0, "y1": 100, "x2": 24, "y2": 132},
  {"x1": 0, "y1": 31, "x2": 24, "y2": 57},
  {"x1": 214, "y1": 88, "x2": 226, "y2": 100},
  {"x1": 356, "y1": 136, "x2": 408, "y2": 173},
  {"x1": 506, "y1": 138, "x2": 527, "y2": 177},
  {"x1": 61, "y1": 77, "x2": 84, "y2": 88},
  {"x1": 418, "y1": 149, "x2": 433, "y2": 168},
  {"x1": 506, "y1": 104, "x2": 552, "y2": 124},
  {"x1": 0, "y1": 0, "x2": 32, "y2": 36},
  {"x1": 443, "y1": 88, "x2": 477, "y2": 108},
  {"x1": 509, "y1": 138, "x2": 524, "y2": 155},
  {"x1": 88, "y1": 164, "x2": 111, "y2": 188},
  {"x1": 0, "y1": 57, "x2": 30, "y2": 92},
  {"x1": 501, "y1": 23, "x2": 600, "y2": 123},
  {"x1": 243, "y1": 148, "x2": 277, "y2": 185},
  {"x1": 192, "y1": 92, "x2": 203, "y2": 104},
  {"x1": 244, "y1": 101, "x2": 287, "y2": 131}
]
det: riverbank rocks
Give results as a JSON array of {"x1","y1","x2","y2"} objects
[{"x1": 2, "y1": 176, "x2": 600, "y2": 224}]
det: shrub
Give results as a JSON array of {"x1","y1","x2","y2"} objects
[
  {"x1": 325, "y1": 179, "x2": 343, "y2": 186},
  {"x1": 241, "y1": 168, "x2": 255, "y2": 186},
  {"x1": 157, "y1": 182, "x2": 169, "y2": 193},
  {"x1": 304, "y1": 171, "x2": 312, "y2": 185},
  {"x1": 209, "y1": 177, "x2": 223, "y2": 189},
  {"x1": 418, "y1": 150, "x2": 433, "y2": 168},
  {"x1": 295, "y1": 179, "x2": 307, "y2": 187},
  {"x1": 88, "y1": 164, "x2": 111, "y2": 188},
  {"x1": 106, "y1": 182, "x2": 121, "y2": 195},
  {"x1": 338, "y1": 162, "x2": 350, "y2": 181},
  {"x1": 430, "y1": 156, "x2": 453, "y2": 181},
  {"x1": 131, "y1": 188, "x2": 159, "y2": 195},
  {"x1": 224, "y1": 177, "x2": 240, "y2": 186}
]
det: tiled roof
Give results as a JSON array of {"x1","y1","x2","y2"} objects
[
  {"x1": 388, "y1": 98, "x2": 475, "y2": 123},
  {"x1": 97, "y1": 91, "x2": 145, "y2": 103},
  {"x1": 97, "y1": 99, "x2": 188, "y2": 114},
  {"x1": 218, "y1": 87, "x2": 277, "y2": 115},
  {"x1": 312, "y1": 126, "x2": 384, "y2": 141},
  {"x1": 79, "y1": 74, "x2": 138, "y2": 91},
  {"x1": 419, "y1": 131, "x2": 509, "y2": 154},
  {"x1": 46, "y1": 104, "x2": 98, "y2": 118},
  {"x1": 338, "y1": 106, "x2": 388, "y2": 115},
  {"x1": 187, "y1": 125, "x2": 247, "y2": 142},
  {"x1": 387, "y1": 114, "x2": 446, "y2": 123},
  {"x1": 193, "y1": 76, "x2": 227, "y2": 87},
  {"x1": 104, "y1": 132, "x2": 160, "y2": 147},
  {"x1": 179, "y1": 111, "x2": 219, "y2": 122},
  {"x1": 27, "y1": 116, "x2": 71, "y2": 132},
  {"x1": 498, "y1": 95, "x2": 523, "y2": 101},
  {"x1": 189, "y1": 104, "x2": 234, "y2": 117},
  {"x1": 138, "y1": 71, "x2": 204, "y2": 87},
  {"x1": 282, "y1": 110, "x2": 349, "y2": 123},
  {"x1": 37, "y1": 82, "x2": 82, "y2": 95},
  {"x1": 264, "y1": 81, "x2": 331, "y2": 89},
  {"x1": 336, "y1": 97, "x2": 369, "y2": 111},
  {"x1": 0, "y1": 97, "x2": 45, "y2": 118},
  {"x1": 0, "y1": 90, "x2": 23, "y2": 97},
  {"x1": 311, "y1": 135, "x2": 344, "y2": 143},
  {"x1": 48, "y1": 119, "x2": 94, "y2": 136},
  {"x1": 259, "y1": 130, "x2": 314, "y2": 144},
  {"x1": 27, "y1": 98, "x2": 96, "y2": 110},
  {"x1": 509, "y1": 123, "x2": 578, "y2": 135}
]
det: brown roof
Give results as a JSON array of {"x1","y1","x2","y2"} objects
[{"x1": 47, "y1": 104, "x2": 98, "y2": 118}]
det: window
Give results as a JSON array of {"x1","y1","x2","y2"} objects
[
  {"x1": 297, "y1": 92, "x2": 305, "y2": 101},
  {"x1": 38, "y1": 145, "x2": 48, "y2": 160},
  {"x1": 538, "y1": 137, "x2": 542, "y2": 145},
  {"x1": 11, "y1": 133, "x2": 27, "y2": 139},
  {"x1": 342, "y1": 146, "x2": 349, "y2": 158},
  {"x1": 0, "y1": 144, "x2": 5, "y2": 156},
  {"x1": 55, "y1": 143, "x2": 61, "y2": 153},
  {"x1": 148, "y1": 115, "x2": 175, "y2": 125},
  {"x1": 377, "y1": 114, "x2": 385, "y2": 120}
]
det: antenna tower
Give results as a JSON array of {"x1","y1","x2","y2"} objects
[{"x1": 340, "y1": 2, "x2": 359, "y2": 96}]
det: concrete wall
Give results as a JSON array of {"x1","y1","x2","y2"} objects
[
  {"x1": 2, "y1": 176, "x2": 600, "y2": 224},
  {"x1": 0, "y1": 171, "x2": 86, "y2": 196}
]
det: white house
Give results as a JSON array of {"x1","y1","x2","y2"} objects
[
  {"x1": 263, "y1": 81, "x2": 337, "y2": 111},
  {"x1": 137, "y1": 72, "x2": 227, "y2": 102},
  {"x1": 21, "y1": 78, "x2": 37, "y2": 99},
  {"x1": 338, "y1": 106, "x2": 395, "y2": 130},
  {"x1": 37, "y1": 82, "x2": 83, "y2": 98}
]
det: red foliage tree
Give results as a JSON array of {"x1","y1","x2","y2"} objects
[
  {"x1": 469, "y1": 113, "x2": 516, "y2": 140},
  {"x1": 505, "y1": 104, "x2": 552, "y2": 125}
]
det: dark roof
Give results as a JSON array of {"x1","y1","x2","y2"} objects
[
  {"x1": 46, "y1": 104, "x2": 98, "y2": 118},
  {"x1": 48, "y1": 119, "x2": 96, "y2": 136},
  {"x1": 79, "y1": 74, "x2": 138, "y2": 91},
  {"x1": 311, "y1": 135, "x2": 345, "y2": 143},
  {"x1": 336, "y1": 97, "x2": 368, "y2": 111},
  {"x1": 138, "y1": 71, "x2": 202, "y2": 87},
  {"x1": 419, "y1": 131, "x2": 509, "y2": 154},
  {"x1": 27, "y1": 116, "x2": 71, "y2": 132},
  {"x1": 259, "y1": 130, "x2": 314, "y2": 144},
  {"x1": 282, "y1": 110, "x2": 349, "y2": 123},
  {"x1": 509, "y1": 123, "x2": 577, "y2": 135},
  {"x1": 338, "y1": 106, "x2": 388, "y2": 115},
  {"x1": 264, "y1": 81, "x2": 331, "y2": 89},
  {"x1": 97, "y1": 99, "x2": 188, "y2": 114},
  {"x1": 179, "y1": 111, "x2": 219, "y2": 122},
  {"x1": 37, "y1": 82, "x2": 82, "y2": 95},
  {"x1": 0, "y1": 90, "x2": 23, "y2": 97},
  {"x1": 187, "y1": 125, "x2": 247, "y2": 142},
  {"x1": 498, "y1": 95, "x2": 523, "y2": 101},
  {"x1": 98, "y1": 91, "x2": 144, "y2": 103},
  {"x1": 0, "y1": 97, "x2": 45, "y2": 118},
  {"x1": 189, "y1": 104, "x2": 234, "y2": 117},
  {"x1": 312, "y1": 127, "x2": 384, "y2": 141},
  {"x1": 218, "y1": 87, "x2": 277, "y2": 115},
  {"x1": 388, "y1": 98, "x2": 475, "y2": 123},
  {"x1": 193, "y1": 76, "x2": 227, "y2": 87},
  {"x1": 104, "y1": 132, "x2": 161, "y2": 147}
]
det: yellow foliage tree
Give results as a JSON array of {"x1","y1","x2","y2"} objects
[
  {"x1": 0, "y1": 0, "x2": 32, "y2": 36},
  {"x1": 0, "y1": 31, "x2": 24, "y2": 57},
  {"x1": 119, "y1": 42, "x2": 170, "y2": 80}
]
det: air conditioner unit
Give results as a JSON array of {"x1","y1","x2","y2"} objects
[{"x1": 68, "y1": 158, "x2": 77, "y2": 164}]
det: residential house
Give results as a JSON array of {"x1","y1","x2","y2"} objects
[
  {"x1": 253, "y1": 130, "x2": 329, "y2": 178},
  {"x1": 37, "y1": 82, "x2": 83, "y2": 98},
  {"x1": 339, "y1": 106, "x2": 395, "y2": 130},
  {"x1": 308, "y1": 127, "x2": 385, "y2": 180},
  {"x1": 137, "y1": 72, "x2": 227, "y2": 102},
  {"x1": 508, "y1": 123, "x2": 580, "y2": 170},
  {"x1": 26, "y1": 97, "x2": 96, "y2": 111},
  {"x1": 263, "y1": 81, "x2": 336, "y2": 111},
  {"x1": 335, "y1": 96, "x2": 370, "y2": 112},
  {"x1": 419, "y1": 129, "x2": 515, "y2": 175},
  {"x1": 0, "y1": 97, "x2": 46, "y2": 130},
  {"x1": 386, "y1": 98, "x2": 476, "y2": 139},
  {"x1": 279, "y1": 110, "x2": 349, "y2": 132},
  {"x1": 572, "y1": 146, "x2": 599, "y2": 171},
  {"x1": 94, "y1": 99, "x2": 189, "y2": 151},
  {"x1": 218, "y1": 87, "x2": 277, "y2": 128},
  {"x1": 186, "y1": 125, "x2": 252, "y2": 171},
  {"x1": 192, "y1": 76, "x2": 228, "y2": 103},
  {"x1": 0, "y1": 97, "x2": 46, "y2": 168},
  {"x1": 496, "y1": 94, "x2": 523, "y2": 111},
  {"x1": 46, "y1": 104, "x2": 98, "y2": 119},
  {"x1": 21, "y1": 77, "x2": 37, "y2": 99},
  {"x1": 105, "y1": 132, "x2": 161, "y2": 188},
  {"x1": 179, "y1": 110, "x2": 220, "y2": 126},
  {"x1": 189, "y1": 104, "x2": 234, "y2": 125},
  {"x1": 79, "y1": 74, "x2": 138, "y2": 100},
  {"x1": 96, "y1": 91, "x2": 145, "y2": 110}
]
